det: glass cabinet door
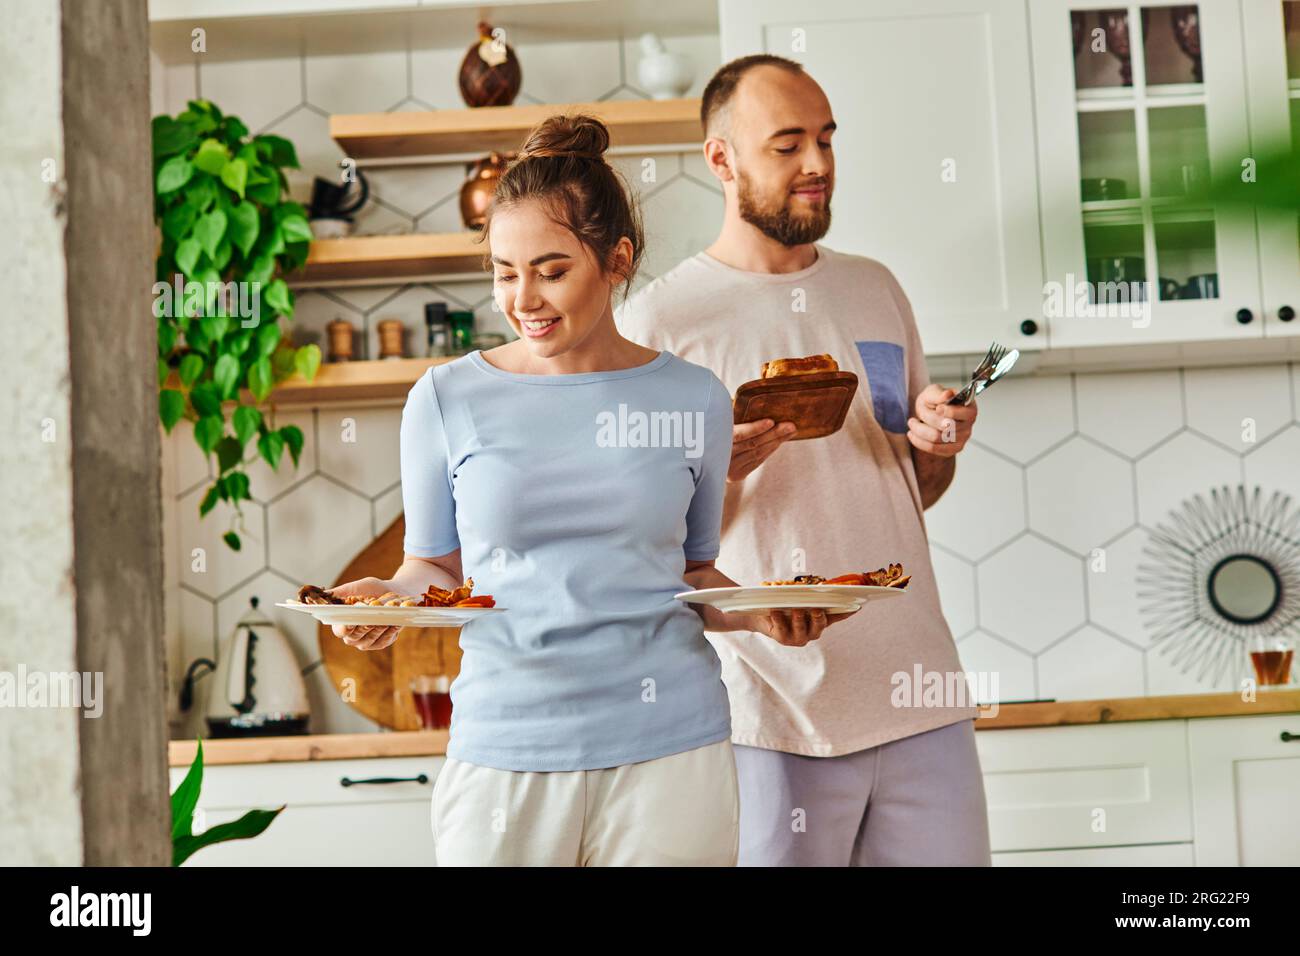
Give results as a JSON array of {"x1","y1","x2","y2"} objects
[
  {"x1": 1032, "y1": 1, "x2": 1259, "y2": 347},
  {"x1": 1242, "y1": 0, "x2": 1300, "y2": 337}
]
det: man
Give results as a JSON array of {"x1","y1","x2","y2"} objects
[{"x1": 617, "y1": 55, "x2": 991, "y2": 866}]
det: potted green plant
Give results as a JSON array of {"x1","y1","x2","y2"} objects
[
  {"x1": 152, "y1": 99, "x2": 322, "y2": 551},
  {"x1": 171, "y1": 739, "x2": 284, "y2": 866}
]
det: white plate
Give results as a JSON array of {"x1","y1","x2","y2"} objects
[
  {"x1": 673, "y1": 585, "x2": 905, "y2": 614},
  {"x1": 276, "y1": 601, "x2": 503, "y2": 628}
]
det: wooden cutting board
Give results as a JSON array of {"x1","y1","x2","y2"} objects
[{"x1": 317, "y1": 514, "x2": 463, "y2": 730}]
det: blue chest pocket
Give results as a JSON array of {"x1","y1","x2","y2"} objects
[{"x1": 853, "y1": 340, "x2": 908, "y2": 434}]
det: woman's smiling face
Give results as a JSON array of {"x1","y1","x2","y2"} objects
[{"x1": 489, "y1": 200, "x2": 626, "y2": 358}]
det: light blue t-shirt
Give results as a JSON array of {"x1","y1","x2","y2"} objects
[{"x1": 399, "y1": 348, "x2": 734, "y2": 771}]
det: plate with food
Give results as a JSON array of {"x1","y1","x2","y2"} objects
[
  {"x1": 278, "y1": 579, "x2": 502, "y2": 627},
  {"x1": 676, "y1": 565, "x2": 910, "y2": 614},
  {"x1": 733, "y1": 353, "x2": 859, "y2": 440}
]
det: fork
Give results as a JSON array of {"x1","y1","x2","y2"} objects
[{"x1": 951, "y1": 342, "x2": 1007, "y2": 406}]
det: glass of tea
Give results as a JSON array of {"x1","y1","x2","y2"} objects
[
  {"x1": 410, "y1": 674, "x2": 452, "y2": 730},
  {"x1": 1248, "y1": 634, "x2": 1295, "y2": 688}
]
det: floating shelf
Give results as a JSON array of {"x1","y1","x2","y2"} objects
[
  {"x1": 291, "y1": 232, "x2": 488, "y2": 285},
  {"x1": 269, "y1": 356, "x2": 458, "y2": 404},
  {"x1": 330, "y1": 97, "x2": 702, "y2": 160}
]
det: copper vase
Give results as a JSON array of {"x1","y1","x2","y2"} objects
[{"x1": 460, "y1": 152, "x2": 513, "y2": 230}]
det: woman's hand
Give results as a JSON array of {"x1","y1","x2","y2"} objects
[
  {"x1": 329, "y1": 576, "x2": 406, "y2": 651},
  {"x1": 745, "y1": 607, "x2": 859, "y2": 647}
]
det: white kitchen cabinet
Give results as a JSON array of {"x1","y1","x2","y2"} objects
[
  {"x1": 169, "y1": 755, "x2": 443, "y2": 866},
  {"x1": 720, "y1": 0, "x2": 1046, "y2": 356},
  {"x1": 1032, "y1": 0, "x2": 1263, "y2": 347},
  {"x1": 975, "y1": 720, "x2": 1193, "y2": 853},
  {"x1": 1242, "y1": 0, "x2": 1300, "y2": 337},
  {"x1": 1188, "y1": 713, "x2": 1300, "y2": 865}
]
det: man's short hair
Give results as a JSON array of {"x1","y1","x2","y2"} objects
[{"x1": 700, "y1": 54, "x2": 805, "y2": 139}]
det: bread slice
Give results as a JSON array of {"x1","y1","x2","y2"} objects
[{"x1": 760, "y1": 354, "x2": 838, "y2": 378}]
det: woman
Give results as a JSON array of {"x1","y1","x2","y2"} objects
[{"x1": 329, "y1": 114, "x2": 854, "y2": 866}]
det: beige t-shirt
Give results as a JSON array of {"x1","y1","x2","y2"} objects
[{"x1": 617, "y1": 244, "x2": 977, "y2": 756}]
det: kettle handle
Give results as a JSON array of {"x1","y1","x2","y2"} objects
[
  {"x1": 337, "y1": 169, "x2": 369, "y2": 217},
  {"x1": 227, "y1": 627, "x2": 257, "y2": 714}
]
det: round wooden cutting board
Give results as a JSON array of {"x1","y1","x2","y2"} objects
[{"x1": 318, "y1": 515, "x2": 464, "y2": 730}]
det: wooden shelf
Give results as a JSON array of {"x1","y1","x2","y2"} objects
[
  {"x1": 292, "y1": 232, "x2": 487, "y2": 285},
  {"x1": 269, "y1": 356, "x2": 458, "y2": 403},
  {"x1": 330, "y1": 97, "x2": 702, "y2": 160}
]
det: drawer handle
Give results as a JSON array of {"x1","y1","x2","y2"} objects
[
  {"x1": 340, "y1": 774, "x2": 430, "y2": 787},
  {"x1": 1282, "y1": 732, "x2": 1299, "y2": 743}
]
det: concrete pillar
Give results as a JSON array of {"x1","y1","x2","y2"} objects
[{"x1": 0, "y1": 0, "x2": 170, "y2": 865}]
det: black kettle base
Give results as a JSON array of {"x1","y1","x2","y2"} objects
[{"x1": 206, "y1": 715, "x2": 311, "y2": 738}]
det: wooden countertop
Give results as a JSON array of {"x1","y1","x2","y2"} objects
[{"x1": 170, "y1": 690, "x2": 1300, "y2": 766}]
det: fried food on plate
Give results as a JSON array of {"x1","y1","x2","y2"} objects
[
  {"x1": 762, "y1": 563, "x2": 910, "y2": 589},
  {"x1": 759, "y1": 353, "x2": 838, "y2": 379}
]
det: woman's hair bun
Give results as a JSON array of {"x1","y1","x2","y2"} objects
[{"x1": 517, "y1": 114, "x2": 611, "y2": 162}]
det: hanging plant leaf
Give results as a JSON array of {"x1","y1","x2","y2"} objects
[
  {"x1": 194, "y1": 415, "x2": 223, "y2": 454},
  {"x1": 178, "y1": 352, "x2": 204, "y2": 387},
  {"x1": 280, "y1": 424, "x2": 305, "y2": 467},
  {"x1": 294, "y1": 344, "x2": 321, "y2": 381},
  {"x1": 159, "y1": 389, "x2": 186, "y2": 431},
  {"x1": 220, "y1": 158, "x2": 248, "y2": 199},
  {"x1": 156, "y1": 156, "x2": 194, "y2": 194},
  {"x1": 222, "y1": 531, "x2": 242, "y2": 551},
  {"x1": 226, "y1": 200, "x2": 260, "y2": 257},
  {"x1": 212, "y1": 353, "x2": 240, "y2": 399},
  {"x1": 258, "y1": 429, "x2": 285, "y2": 470},
  {"x1": 233, "y1": 405, "x2": 262, "y2": 445},
  {"x1": 247, "y1": 356, "x2": 273, "y2": 402},
  {"x1": 264, "y1": 279, "x2": 292, "y2": 318},
  {"x1": 193, "y1": 138, "x2": 230, "y2": 175},
  {"x1": 193, "y1": 209, "x2": 228, "y2": 260}
]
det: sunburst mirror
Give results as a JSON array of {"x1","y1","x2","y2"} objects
[{"x1": 1138, "y1": 485, "x2": 1300, "y2": 686}]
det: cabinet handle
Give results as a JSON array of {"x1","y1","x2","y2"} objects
[
  {"x1": 1279, "y1": 305, "x2": 1295, "y2": 322},
  {"x1": 1020, "y1": 319, "x2": 1039, "y2": 336},
  {"x1": 340, "y1": 774, "x2": 430, "y2": 787},
  {"x1": 1282, "y1": 731, "x2": 1299, "y2": 743},
  {"x1": 1236, "y1": 308, "x2": 1254, "y2": 324}
]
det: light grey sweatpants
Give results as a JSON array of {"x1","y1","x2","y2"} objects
[{"x1": 734, "y1": 718, "x2": 991, "y2": 866}]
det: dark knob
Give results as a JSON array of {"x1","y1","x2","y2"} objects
[
  {"x1": 1236, "y1": 308, "x2": 1253, "y2": 324},
  {"x1": 1279, "y1": 305, "x2": 1295, "y2": 322},
  {"x1": 1020, "y1": 319, "x2": 1039, "y2": 336}
]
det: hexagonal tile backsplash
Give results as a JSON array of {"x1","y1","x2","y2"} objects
[{"x1": 154, "y1": 34, "x2": 1300, "y2": 737}]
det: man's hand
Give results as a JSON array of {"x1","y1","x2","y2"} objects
[
  {"x1": 907, "y1": 384, "x2": 977, "y2": 458},
  {"x1": 729, "y1": 419, "x2": 798, "y2": 482}
]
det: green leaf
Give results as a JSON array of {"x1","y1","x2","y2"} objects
[
  {"x1": 233, "y1": 405, "x2": 262, "y2": 445},
  {"x1": 224, "y1": 116, "x2": 249, "y2": 141},
  {"x1": 178, "y1": 352, "x2": 204, "y2": 386},
  {"x1": 248, "y1": 357, "x2": 273, "y2": 402},
  {"x1": 258, "y1": 429, "x2": 285, "y2": 470},
  {"x1": 257, "y1": 224, "x2": 286, "y2": 259},
  {"x1": 186, "y1": 175, "x2": 218, "y2": 213},
  {"x1": 220, "y1": 158, "x2": 248, "y2": 199},
  {"x1": 159, "y1": 389, "x2": 185, "y2": 431},
  {"x1": 157, "y1": 317, "x2": 177, "y2": 356},
  {"x1": 212, "y1": 238, "x2": 232, "y2": 272},
  {"x1": 244, "y1": 252, "x2": 274, "y2": 289},
  {"x1": 255, "y1": 134, "x2": 300, "y2": 169},
  {"x1": 169, "y1": 739, "x2": 203, "y2": 841},
  {"x1": 294, "y1": 344, "x2": 321, "y2": 381},
  {"x1": 156, "y1": 156, "x2": 194, "y2": 194},
  {"x1": 199, "y1": 313, "x2": 229, "y2": 344},
  {"x1": 172, "y1": 807, "x2": 283, "y2": 867},
  {"x1": 264, "y1": 279, "x2": 292, "y2": 317},
  {"x1": 271, "y1": 344, "x2": 297, "y2": 376},
  {"x1": 280, "y1": 424, "x2": 305, "y2": 467},
  {"x1": 225, "y1": 471, "x2": 251, "y2": 502},
  {"x1": 162, "y1": 202, "x2": 197, "y2": 241},
  {"x1": 194, "y1": 415, "x2": 223, "y2": 454},
  {"x1": 256, "y1": 321, "x2": 281, "y2": 357},
  {"x1": 153, "y1": 115, "x2": 198, "y2": 159},
  {"x1": 212, "y1": 353, "x2": 239, "y2": 399},
  {"x1": 246, "y1": 179, "x2": 280, "y2": 205},
  {"x1": 190, "y1": 382, "x2": 221, "y2": 418},
  {"x1": 278, "y1": 214, "x2": 313, "y2": 244},
  {"x1": 195, "y1": 267, "x2": 223, "y2": 315},
  {"x1": 199, "y1": 483, "x2": 221, "y2": 516},
  {"x1": 175, "y1": 238, "x2": 201, "y2": 278},
  {"x1": 193, "y1": 209, "x2": 228, "y2": 260},
  {"x1": 221, "y1": 530, "x2": 242, "y2": 552},
  {"x1": 226, "y1": 201, "x2": 260, "y2": 257},
  {"x1": 215, "y1": 435, "x2": 243, "y2": 473},
  {"x1": 229, "y1": 328, "x2": 253, "y2": 357},
  {"x1": 193, "y1": 138, "x2": 230, "y2": 175},
  {"x1": 158, "y1": 357, "x2": 170, "y2": 387}
]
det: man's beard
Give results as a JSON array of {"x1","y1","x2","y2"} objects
[{"x1": 736, "y1": 169, "x2": 832, "y2": 247}]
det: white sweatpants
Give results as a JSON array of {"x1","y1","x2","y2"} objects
[{"x1": 431, "y1": 739, "x2": 739, "y2": 866}]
